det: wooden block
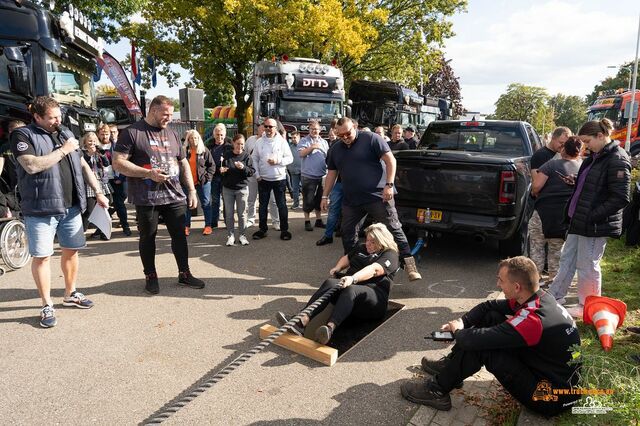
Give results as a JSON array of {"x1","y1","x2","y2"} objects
[{"x1": 259, "y1": 324, "x2": 338, "y2": 366}]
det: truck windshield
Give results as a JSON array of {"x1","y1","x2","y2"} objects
[
  {"x1": 278, "y1": 100, "x2": 342, "y2": 120},
  {"x1": 46, "y1": 54, "x2": 95, "y2": 108},
  {"x1": 397, "y1": 112, "x2": 415, "y2": 126},
  {"x1": 420, "y1": 124, "x2": 526, "y2": 157},
  {"x1": 588, "y1": 108, "x2": 625, "y2": 129}
]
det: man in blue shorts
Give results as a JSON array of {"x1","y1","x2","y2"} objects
[
  {"x1": 321, "y1": 117, "x2": 421, "y2": 281},
  {"x1": 11, "y1": 97, "x2": 108, "y2": 328}
]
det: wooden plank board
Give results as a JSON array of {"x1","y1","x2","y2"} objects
[{"x1": 259, "y1": 324, "x2": 338, "y2": 366}]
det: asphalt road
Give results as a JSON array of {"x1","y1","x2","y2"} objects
[{"x1": 0, "y1": 211, "x2": 504, "y2": 425}]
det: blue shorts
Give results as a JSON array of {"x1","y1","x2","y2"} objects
[{"x1": 24, "y1": 206, "x2": 86, "y2": 257}]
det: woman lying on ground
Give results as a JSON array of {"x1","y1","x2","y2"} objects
[{"x1": 277, "y1": 222, "x2": 399, "y2": 344}]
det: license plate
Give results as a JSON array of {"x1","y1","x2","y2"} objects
[{"x1": 416, "y1": 208, "x2": 442, "y2": 223}]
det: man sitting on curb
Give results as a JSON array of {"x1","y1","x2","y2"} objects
[{"x1": 401, "y1": 256, "x2": 581, "y2": 417}]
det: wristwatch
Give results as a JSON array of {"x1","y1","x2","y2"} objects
[{"x1": 384, "y1": 182, "x2": 394, "y2": 188}]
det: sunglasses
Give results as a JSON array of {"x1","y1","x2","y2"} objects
[
  {"x1": 263, "y1": 125, "x2": 275, "y2": 129},
  {"x1": 336, "y1": 129, "x2": 353, "y2": 138}
]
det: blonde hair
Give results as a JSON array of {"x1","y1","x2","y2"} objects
[
  {"x1": 81, "y1": 132, "x2": 98, "y2": 149},
  {"x1": 365, "y1": 223, "x2": 398, "y2": 253},
  {"x1": 391, "y1": 124, "x2": 402, "y2": 132},
  {"x1": 183, "y1": 129, "x2": 206, "y2": 154}
]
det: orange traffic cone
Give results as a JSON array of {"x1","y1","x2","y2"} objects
[{"x1": 583, "y1": 295, "x2": 627, "y2": 352}]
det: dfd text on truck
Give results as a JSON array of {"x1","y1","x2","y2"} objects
[
  {"x1": 587, "y1": 88, "x2": 640, "y2": 155},
  {"x1": 0, "y1": 0, "x2": 103, "y2": 141},
  {"x1": 252, "y1": 57, "x2": 346, "y2": 136}
]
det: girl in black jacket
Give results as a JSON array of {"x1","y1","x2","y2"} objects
[
  {"x1": 549, "y1": 119, "x2": 631, "y2": 314},
  {"x1": 183, "y1": 130, "x2": 215, "y2": 235}
]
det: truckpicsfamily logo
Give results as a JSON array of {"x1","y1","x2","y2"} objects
[{"x1": 532, "y1": 380, "x2": 614, "y2": 415}]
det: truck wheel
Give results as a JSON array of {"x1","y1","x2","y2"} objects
[{"x1": 498, "y1": 225, "x2": 529, "y2": 258}]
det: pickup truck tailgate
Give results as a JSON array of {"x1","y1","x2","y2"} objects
[{"x1": 395, "y1": 152, "x2": 511, "y2": 216}]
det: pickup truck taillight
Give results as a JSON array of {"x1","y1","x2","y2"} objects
[{"x1": 498, "y1": 171, "x2": 516, "y2": 204}]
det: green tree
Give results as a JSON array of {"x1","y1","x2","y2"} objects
[
  {"x1": 118, "y1": 0, "x2": 465, "y2": 133},
  {"x1": 586, "y1": 61, "x2": 639, "y2": 104},
  {"x1": 203, "y1": 84, "x2": 235, "y2": 108},
  {"x1": 548, "y1": 94, "x2": 587, "y2": 133},
  {"x1": 492, "y1": 83, "x2": 553, "y2": 134},
  {"x1": 422, "y1": 56, "x2": 464, "y2": 118}
]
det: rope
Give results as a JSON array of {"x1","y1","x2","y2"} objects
[{"x1": 143, "y1": 283, "x2": 343, "y2": 424}]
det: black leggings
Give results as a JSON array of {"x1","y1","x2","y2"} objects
[
  {"x1": 136, "y1": 203, "x2": 189, "y2": 275},
  {"x1": 436, "y1": 311, "x2": 579, "y2": 417},
  {"x1": 305, "y1": 278, "x2": 388, "y2": 327}
]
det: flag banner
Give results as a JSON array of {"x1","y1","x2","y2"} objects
[
  {"x1": 96, "y1": 51, "x2": 142, "y2": 114},
  {"x1": 93, "y1": 61, "x2": 103, "y2": 82},
  {"x1": 134, "y1": 55, "x2": 142, "y2": 85},
  {"x1": 147, "y1": 55, "x2": 157, "y2": 88},
  {"x1": 131, "y1": 41, "x2": 138, "y2": 84}
]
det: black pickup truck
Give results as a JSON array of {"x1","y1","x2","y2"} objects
[{"x1": 394, "y1": 120, "x2": 543, "y2": 257}]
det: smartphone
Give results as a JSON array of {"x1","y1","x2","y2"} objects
[{"x1": 425, "y1": 331, "x2": 455, "y2": 341}]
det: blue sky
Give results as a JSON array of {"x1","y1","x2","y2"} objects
[{"x1": 101, "y1": 1, "x2": 640, "y2": 114}]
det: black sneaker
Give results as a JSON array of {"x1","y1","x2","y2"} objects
[
  {"x1": 276, "y1": 311, "x2": 304, "y2": 336},
  {"x1": 305, "y1": 221, "x2": 313, "y2": 231},
  {"x1": 280, "y1": 231, "x2": 292, "y2": 240},
  {"x1": 178, "y1": 271, "x2": 205, "y2": 289},
  {"x1": 315, "y1": 324, "x2": 333, "y2": 345},
  {"x1": 400, "y1": 379, "x2": 452, "y2": 411},
  {"x1": 123, "y1": 227, "x2": 132, "y2": 237},
  {"x1": 314, "y1": 219, "x2": 326, "y2": 229},
  {"x1": 145, "y1": 272, "x2": 159, "y2": 295},
  {"x1": 316, "y1": 236, "x2": 333, "y2": 246},
  {"x1": 252, "y1": 230, "x2": 267, "y2": 240}
]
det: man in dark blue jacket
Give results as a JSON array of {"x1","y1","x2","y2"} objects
[
  {"x1": 401, "y1": 256, "x2": 581, "y2": 417},
  {"x1": 11, "y1": 96, "x2": 108, "y2": 328}
]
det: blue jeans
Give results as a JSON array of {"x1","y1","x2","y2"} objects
[
  {"x1": 186, "y1": 181, "x2": 213, "y2": 227},
  {"x1": 549, "y1": 234, "x2": 607, "y2": 305},
  {"x1": 289, "y1": 172, "x2": 301, "y2": 206},
  {"x1": 258, "y1": 179, "x2": 288, "y2": 232},
  {"x1": 210, "y1": 175, "x2": 223, "y2": 226},
  {"x1": 325, "y1": 182, "x2": 343, "y2": 237}
]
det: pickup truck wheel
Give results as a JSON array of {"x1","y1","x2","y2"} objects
[{"x1": 498, "y1": 225, "x2": 529, "y2": 258}]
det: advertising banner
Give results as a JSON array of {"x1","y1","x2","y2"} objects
[{"x1": 96, "y1": 51, "x2": 142, "y2": 114}]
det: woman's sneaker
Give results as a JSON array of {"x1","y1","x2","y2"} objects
[
  {"x1": 63, "y1": 291, "x2": 94, "y2": 309},
  {"x1": 40, "y1": 305, "x2": 57, "y2": 328},
  {"x1": 226, "y1": 235, "x2": 235, "y2": 246},
  {"x1": 239, "y1": 235, "x2": 250, "y2": 246}
]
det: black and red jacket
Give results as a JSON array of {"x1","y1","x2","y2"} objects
[{"x1": 455, "y1": 290, "x2": 581, "y2": 388}]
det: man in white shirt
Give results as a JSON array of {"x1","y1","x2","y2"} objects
[{"x1": 251, "y1": 118, "x2": 293, "y2": 240}]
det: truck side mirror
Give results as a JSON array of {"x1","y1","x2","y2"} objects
[{"x1": 8, "y1": 64, "x2": 32, "y2": 98}]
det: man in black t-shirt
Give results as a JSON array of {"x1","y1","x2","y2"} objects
[
  {"x1": 11, "y1": 97, "x2": 107, "y2": 328},
  {"x1": 113, "y1": 95, "x2": 205, "y2": 294},
  {"x1": 322, "y1": 117, "x2": 421, "y2": 281},
  {"x1": 529, "y1": 126, "x2": 571, "y2": 283}
]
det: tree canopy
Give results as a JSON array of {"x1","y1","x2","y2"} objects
[
  {"x1": 114, "y1": 0, "x2": 466, "y2": 132},
  {"x1": 586, "y1": 61, "x2": 639, "y2": 104},
  {"x1": 422, "y1": 56, "x2": 464, "y2": 117},
  {"x1": 548, "y1": 94, "x2": 587, "y2": 134},
  {"x1": 490, "y1": 83, "x2": 554, "y2": 135}
]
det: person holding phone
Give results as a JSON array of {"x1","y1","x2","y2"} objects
[
  {"x1": 548, "y1": 119, "x2": 631, "y2": 314},
  {"x1": 112, "y1": 95, "x2": 205, "y2": 295},
  {"x1": 530, "y1": 136, "x2": 583, "y2": 284},
  {"x1": 401, "y1": 256, "x2": 581, "y2": 417},
  {"x1": 275, "y1": 223, "x2": 399, "y2": 344}
]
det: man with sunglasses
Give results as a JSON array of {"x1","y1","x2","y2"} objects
[
  {"x1": 251, "y1": 118, "x2": 293, "y2": 240},
  {"x1": 322, "y1": 117, "x2": 422, "y2": 281}
]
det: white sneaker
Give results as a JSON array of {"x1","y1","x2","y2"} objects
[
  {"x1": 226, "y1": 235, "x2": 235, "y2": 246},
  {"x1": 273, "y1": 223, "x2": 281, "y2": 231},
  {"x1": 239, "y1": 235, "x2": 249, "y2": 246},
  {"x1": 247, "y1": 220, "x2": 255, "y2": 228}
]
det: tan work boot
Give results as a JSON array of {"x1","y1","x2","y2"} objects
[{"x1": 404, "y1": 256, "x2": 422, "y2": 281}]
